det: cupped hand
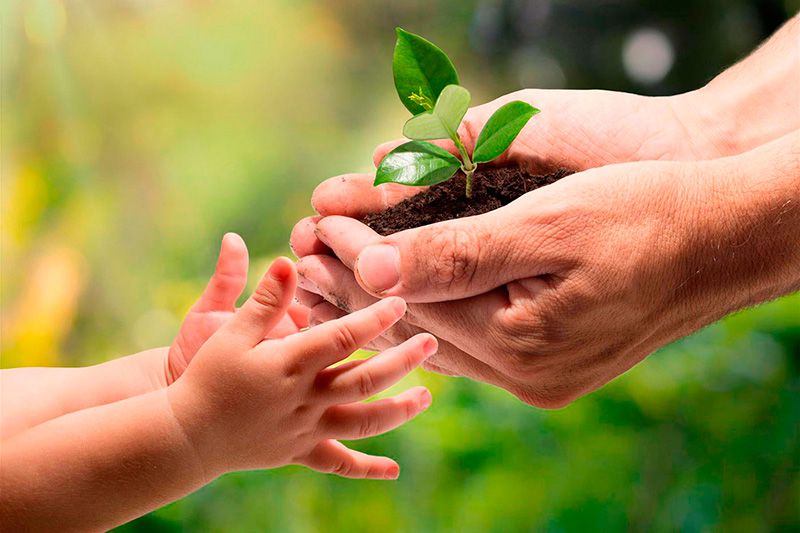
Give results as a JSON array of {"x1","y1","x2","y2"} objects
[
  {"x1": 292, "y1": 151, "x2": 786, "y2": 407},
  {"x1": 168, "y1": 257, "x2": 436, "y2": 479},
  {"x1": 299, "y1": 87, "x2": 718, "y2": 222},
  {"x1": 288, "y1": 88, "x2": 716, "y2": 407},
  {"x1": 167, "y1": 233, "x2": 310, "y2": 384}
]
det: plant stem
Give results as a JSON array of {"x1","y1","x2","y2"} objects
[
  {"x1": 464, "y1": 167, "x2": 475, "y2": 198},
  {"x1": 452, "y1": 134, "x2": 476, "y2": 199}
]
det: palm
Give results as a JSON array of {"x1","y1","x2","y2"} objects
[
  {"x1": 168, "y1": 310, "x2": 232, "y2": 383},
  {"x1": 165, "y1": 234, "x2": 309, "y2": 384}
]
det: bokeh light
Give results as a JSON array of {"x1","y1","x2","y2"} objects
[{"x1": 622, "y1": 28, "x2": 675, "y2": 85}]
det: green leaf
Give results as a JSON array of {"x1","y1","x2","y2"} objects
[
  {"x1": 374, "y1": 141, "x2": 461, "y2": 187},
  {"x1": 393, "y1": 28, "x2": 460, "y2": 115},
  {"x1": 402, "y1": 111, "x2": 448, "y2": 140},
  {"x1": 472, "y1": 101, "x2": 540, "y2": 163},
  {"x1": 403, "y1": 84, "x2": 470, "y2": 141}
]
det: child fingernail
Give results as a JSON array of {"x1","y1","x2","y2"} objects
[
  {"x1": 383, "y1": 296, "x2": 406, "y2": 316},
  {"x1": 268, "y1": 257, "x2": 293, "y2": 281},
  {"x1": 422, "y1": 336, "x2": 438, "y2": 356},
  {"x1": 384, "y1": 465, "x2": 400, "y2": 479},
  {"x1": 419, "y1": 390, "x2": 432, "y2": 410}
]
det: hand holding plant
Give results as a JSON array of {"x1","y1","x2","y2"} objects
[{"x1": 292, "y1": 17, "x2": 800, "y2": 411}]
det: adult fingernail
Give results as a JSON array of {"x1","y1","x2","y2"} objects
[
  {"x1": 356, "y1": 244, "x2": 400, "y2": 294},
  {"x1": 422, "y1": 335, "x2": 438, "y2": 356}
]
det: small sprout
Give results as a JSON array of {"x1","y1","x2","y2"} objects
[
  {"x1": 408, "y1": 90, "x2": 434, "y2": 111},
  {"x1": 376, "y1": 28, "x2": 540, "y2": 198}
]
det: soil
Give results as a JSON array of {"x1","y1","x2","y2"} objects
[{"x1": 362, "y1": 166, "x2": 573, "y2": 235}]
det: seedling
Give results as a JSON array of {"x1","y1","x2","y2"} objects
[{"x1": 375, "y1": 28, "x2": 540, "y2": 198}]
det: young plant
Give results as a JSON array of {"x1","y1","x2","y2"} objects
[{"x1": 375, "y1": 28, "x2": 540, "y2": 198}]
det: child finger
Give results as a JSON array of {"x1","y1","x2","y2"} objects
[
  {"x1": 287, "y1": 302, "x2": 311, "y2": 330},
  {"x1": 315, "y1": 334, "x2": 436, "y2": 404},
  {"x1": 318, "y1": 386, "x2": 431, "y2": 441},
  {"x1": 299, "y1": 439, "x2": 400, "y2": 480},
  {"x1": 225, "y1": 257, "x2": 296, "y2": 345},
  {"x1": 281, "y1": 297, "x2": 406, "y2": 370},
  {"x1": 308, "y1": 301, "x2": 389, "y2": 351},
  {"x1": 266, "y1": 314, "x2": 302, "y2": 339},
  {"x1": 192, "y1": 233, "x2": 249, "y2": 312}
]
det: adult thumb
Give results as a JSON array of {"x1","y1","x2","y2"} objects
[{"x1": 352, "y1": 207, "x2": 540, "y2": 303}]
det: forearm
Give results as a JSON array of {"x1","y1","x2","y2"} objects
[
  {"x1": 1, "y1": 348, "x2": 168, "y2": 440},
  {"x1": 677, "y1": 14, "x2": 800, "y2": 158},
  {"x1": 676, "y1": 131, "x2": 800, "y2": 319},
  {"x1": 0, "y1": 387, "x2": 211, "y2": 532}
]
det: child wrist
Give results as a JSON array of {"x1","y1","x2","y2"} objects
[{"x1": 164, "y1": 382, "x2": 228, "y2": 481}]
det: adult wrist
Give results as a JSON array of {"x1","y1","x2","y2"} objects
[
  {"x1": 687, "y1": 138, "x2": 800, "y2": 312},
  {"x1": 673, "y1": 20, "x2": 800, "y2": 162},
  {"x1": 668, "y1": 89, "x2": 742, "y2": 160}
]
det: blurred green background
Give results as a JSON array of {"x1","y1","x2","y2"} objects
[{"x1": 2, "y1": 1, "x2": 799, "y2": 531}]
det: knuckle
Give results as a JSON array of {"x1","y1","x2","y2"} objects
[
  {"x1": 516, "y1": 201, "x2": 590, "y2": 264},
  {"x1": 358, "y1": 414, "x2": 379, "y2": 438},
  {"x1": 332, "y1": 324, "x2": 359, "y2": 354},
  {"x1": 375, "y1": 306, "x2": 398, "y2": 332},
  {"x1": 314, "y1": 409, "x2": 336, "y2": 437},
  {"x1": 210, "y1": 270, "x2": 240, "y2": 292},
  {"x1": 404, "y1": 398, "x2": 416, "y2": 420},
  {"x1": 489, "y1": 312, "x2": 545, "y2": 375},
  {"x1": 330, "y1": 460, "x2": 353, "y2": 476},
  {"x1": 251, "y1": 282, "x2": 282, "y2": 311},
  {"x1": 490, "y1": 291, "x2": 577, "y2": 377},
  {"x1": 417, "y1": 226, "x2": 481, "y2": 290},
  {"x1": 356, "y1": 370, "x2": 377, "y2": 398},
  {"x1": 402, "y1": 353, "x2": 417, "y2": 375}
]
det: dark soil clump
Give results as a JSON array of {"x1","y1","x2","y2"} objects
[{"x1": 362, "y1": 166, "x2": 573, "y2": 235}]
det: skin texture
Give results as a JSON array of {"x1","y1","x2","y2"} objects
[
  {"x1": 291, "y1": 16, "x2": 800, "y2": 407},
  {"x1": 1, "y1": 241, "x2": 437, "y2": 531}
]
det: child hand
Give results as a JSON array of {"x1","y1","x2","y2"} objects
[
  {"x1": 167, "y1": 233, "x2": 310, "y2": 384},
  {"x1": 167, "y1": 257, "x2": 436, "y2": 480}
]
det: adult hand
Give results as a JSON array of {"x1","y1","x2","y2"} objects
[
  {"x1": 297, "y1": 88, "x2": 719, "y2": 223},
  {"x1": 292, "y1": 133, "x2": 800, "y2": 407},
  {"x1": 296, "y1": 13, "x2": 799, "y2": 223}
]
